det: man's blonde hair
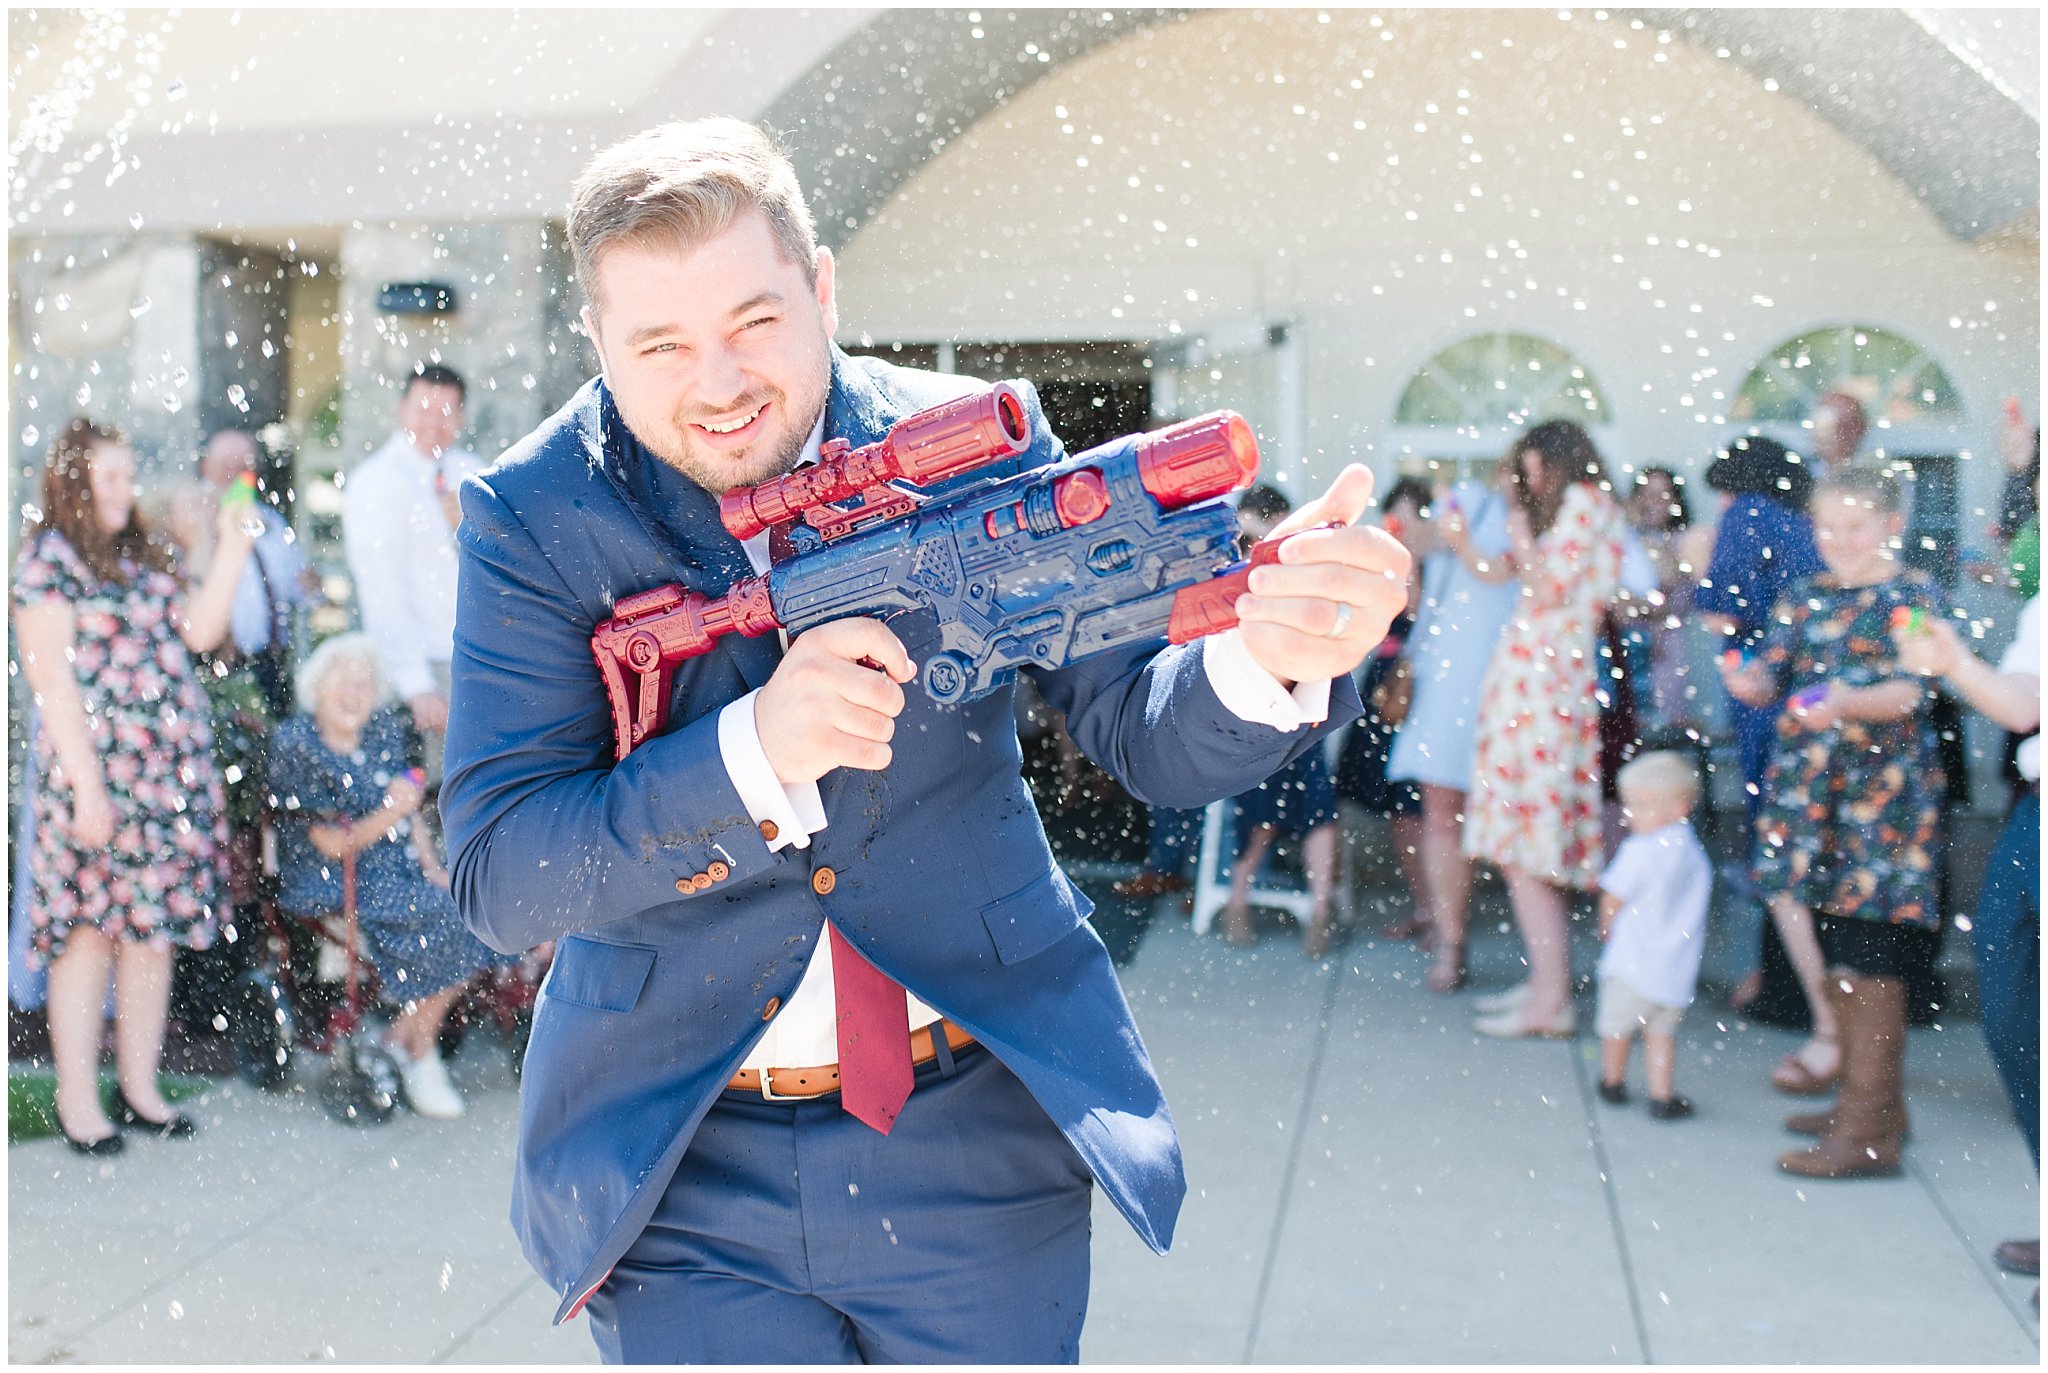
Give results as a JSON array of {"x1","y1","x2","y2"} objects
[
  {"x1": 1616, "y1": 750, "x2": 1701, "y2": 809},
  {"x1": 568, "y1": 118, "x2": 817, "y2": 318}
]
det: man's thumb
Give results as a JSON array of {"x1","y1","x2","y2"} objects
[{"x1": 1272, "y1": 464, "x2": 1376, "y2": 536}]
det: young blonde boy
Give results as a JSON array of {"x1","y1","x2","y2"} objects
[{"x1": 1595, "y1": 751, "x2": 1714, "y2": 1119}]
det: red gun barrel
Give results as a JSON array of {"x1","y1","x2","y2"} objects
[{"x1": 721, "y1": 383, "x2": 1032, "y2": 541}]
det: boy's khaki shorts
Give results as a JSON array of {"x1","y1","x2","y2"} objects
[{"x1": 1595, "y1": 976, "x2": 1685, "y2": 1040}]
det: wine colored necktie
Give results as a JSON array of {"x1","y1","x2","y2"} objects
[{"x1": 828, "y1": 925, "x2": 913, "y2": 1134}]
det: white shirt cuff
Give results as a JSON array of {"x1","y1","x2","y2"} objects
[
  {"x1": 1200, "y1": 628, "x2": 1331, "y2": 730},
  {"x1": 717, "y1": 692, "x2": 827, "y2": 850}
]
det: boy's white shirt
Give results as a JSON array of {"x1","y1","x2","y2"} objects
[{"x1": 1595, "y1": 820, "x2": 1714, "y2": 1008}]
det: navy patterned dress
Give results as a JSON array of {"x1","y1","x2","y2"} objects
[
  {"x1": 1750, "y1": 571, "x2": 1947, "y2": 929},
  {"x1": 268, "y1": 707, "x2": 502, "y2": 998},
  {"x1": 11, "y1": 530, "x2": 226, "y2": 966}
]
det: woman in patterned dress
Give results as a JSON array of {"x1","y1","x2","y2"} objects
[
  {"x1": 1462, "y1": 421, "x2": 1628, "y2": 1038},
  {"x1": 12, "y1": 418, "x2": 256, "y2": 1153}
]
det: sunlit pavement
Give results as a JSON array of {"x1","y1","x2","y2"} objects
[{"x1": 8, "y1": 856, "x2": 2038, "y2": 1364}]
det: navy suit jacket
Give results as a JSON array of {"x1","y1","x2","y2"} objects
[{"x1": 441, "y1": 351, "x2": 1362, "y2": 1322}]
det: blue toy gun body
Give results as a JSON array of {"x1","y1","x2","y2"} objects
[{"x1": 592, "y1": 383, "x2": 1279, "y2": 759}]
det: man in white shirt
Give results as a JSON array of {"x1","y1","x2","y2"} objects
[{"x1": 341, "y1": 364, "x2": 482, "y2": 781}]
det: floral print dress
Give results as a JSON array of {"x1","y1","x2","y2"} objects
[
  {"x1": 1749, "y1": 571, "x2": 1947, "y2": 929},
  {"x1": 1463, "y1": 482, "x2": 1627, "y2": 889},
  {"x1": 12, "y1": 530, "x2": 226, "y2": 966}
]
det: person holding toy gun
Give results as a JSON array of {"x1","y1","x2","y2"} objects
[
  {"x1": 1893, "y1": 591, "x2": 2040, "y2": 1291},
  {"x1": 438, "y1": 117, "x2": 1409, "y2": 1362},
  {"x1": 1719, "y1": 466, "x2": 1947, "y2": 1179}
]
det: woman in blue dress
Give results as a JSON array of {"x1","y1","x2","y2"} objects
[
  {"x1": 269, "y1": 633, "x2": 503, "y2": 1119},
  {"x1": 1384, "y1": 462, "x2": 1521, "y2": 992}
]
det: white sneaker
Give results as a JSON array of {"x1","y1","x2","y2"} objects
[
  {"x1": 1473, "y1": 983, "x2": 1532, "y2": 1015},
  {"x1": 397, "y1": 1046, "x2": 466, "y2": 1119}
]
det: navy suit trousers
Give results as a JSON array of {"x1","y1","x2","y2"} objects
[{"x1": 583, "y1": 1045, "x2": 1094, "y2": 1363}]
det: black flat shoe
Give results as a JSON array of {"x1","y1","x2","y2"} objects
[
  {"x1": 1597, "y1": 1080, "x2": 1629, "y2": 1105},
  {"x1": 62, "y1": 1128, "x2": 125, "y2": 1157},
  {"x1": 1647, "y1": 1095, "x2": 1694, "y2": 1121},
  {"x1": 110, "y1": 1087, "x2": 197, "y2": 1139}
]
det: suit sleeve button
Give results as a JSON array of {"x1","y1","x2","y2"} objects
[
  {"x1": 761, "y1": 996, "x2": 781, "y2": 1021},
  {"x1": 758, "y1": 820, "x2": 780, "y2": 842},
  {"x1": 706, "y1": 860, "x2": 731, "y2": 882},
  {"x1": 811, "y1": 866, "x2": 837, "y2": 896},
  {"x1": 675, "y1": 878, "x2": 691, "y2": 894}
]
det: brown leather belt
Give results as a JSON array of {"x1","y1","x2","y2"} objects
[{"x1": 727, "y1": 1020, "x2": 977, "y2": 1101}]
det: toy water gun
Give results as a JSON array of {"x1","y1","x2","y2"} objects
[
  {"x1": 1889, "y1": 605, "x2": 1928, "y2": 637},
  {"x1": 592, "y1": 383, "x2": 1294, "y2": 759},
  {"x1": 399, "y1": 767, "x2": 428, "y2": 790},
  {"x1": 1789, "y1": 684, "x2": 1831, "y2": 713},
  {"x1": 221, "y1": 471, "x2": 260, "y2": 511},
  {"x1": 222, "y1": 470, "x2": 268, "y2": 538}
]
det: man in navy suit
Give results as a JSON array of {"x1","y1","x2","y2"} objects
[{"x1": 442, "y1": 118, "x2": 1410, "y2": 1363}]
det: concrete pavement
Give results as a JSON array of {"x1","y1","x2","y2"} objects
[{"x1": 8, "y1": 864, "x2": 2039, "y2": 1363}]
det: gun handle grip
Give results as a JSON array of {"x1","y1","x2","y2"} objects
[{"x1": 1166, "y1": 535, "x2": 1293, "y2": 645}]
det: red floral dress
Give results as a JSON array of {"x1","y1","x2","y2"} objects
[
  {"x1": 1462, "y1": 483, "x2": 1627, "y2": 889},
  {"x1": 12, "y1": 530, "x2": 226, "y2": 966}
]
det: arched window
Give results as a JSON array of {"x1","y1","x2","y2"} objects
[
  {"x1": 1388, "y1": 331, "x2": 1611, "y2": 480},
  {"x1": 1734, "y1": 323, "x2": 1971, "y2": 586},
  {"x1": 1732, "y1": 324, "x2": 1963, "y2": 429}
]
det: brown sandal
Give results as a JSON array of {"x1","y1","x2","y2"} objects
[{"x1": 1770, "y1": 1037, "x2": 1842, "y2": 1095}]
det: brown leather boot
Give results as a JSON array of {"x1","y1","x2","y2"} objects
[
  {"x1": 1784, "y1": 973, "x2": 1847, "y2": 1136},
  {"x1": 1779, "y1": 974, "x2": 1906, "y2": 1179}
]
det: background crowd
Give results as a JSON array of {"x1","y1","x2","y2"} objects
[{"x1": 7, "y1": 370, "x2": 2039, "y2": 1286}]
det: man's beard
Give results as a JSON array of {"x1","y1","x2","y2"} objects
[{"x1": 629, "y1": 341, "x2": 831, "y2": 497}]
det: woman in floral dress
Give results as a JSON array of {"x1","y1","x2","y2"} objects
[
  {"x1": 1463, "y1": 420, "x2": 1628, "y2": 1038},
  {"x1": 12, "y1": 418, "x2": 255, "y2": 1153}
]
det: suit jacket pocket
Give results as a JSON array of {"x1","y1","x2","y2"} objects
[
  {"x1": 979, "y1": 869, "x2": 1090, "y2": 965},
  {"x1": 542, "y1": 936, "x2": 657, "y2": 1013}
]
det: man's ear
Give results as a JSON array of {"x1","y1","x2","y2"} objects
[
  {"x1": 813, "y1": 246, "x2": 838, "y2": 339},
  {"x1": 581, "y1": 306, "x2": 608, "y2": 376}
]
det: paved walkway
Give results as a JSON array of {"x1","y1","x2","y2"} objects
[{"x1": 8, "y1": 862, "x2": 2039, "y2": 1363}]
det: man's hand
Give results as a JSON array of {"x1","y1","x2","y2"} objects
[
  {"x1": 1233, "y1": 465, "x2": 1413, "y2": 689},
  {"x1": 408, "y1": 691, "x2": 450, "y2": 735},
  {"x1": 755, "y1": 618, "x2": 915, "y2": 786}
]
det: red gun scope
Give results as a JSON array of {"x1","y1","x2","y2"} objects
[
  {"x1": 1135, "y1": 412, "x2": 1260, "y2": 510},
  {"x1": 721, "y1": 383, "x2": 1032, "y2": 542}
]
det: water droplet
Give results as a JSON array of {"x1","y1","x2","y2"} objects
[
  {"x1": 166, "y1": 80, "x2": 187, "y2": 102},
  {"x1": 161, "y1": 393, "x2": 182, "y2": 414},
  {"x1": 129, "y1": 212, "x2": 145, "y2": 231},
  {"x1": 20, "y1": 427, "x2": 38, "y2": 448},
  {"x1": 74, "y1": 383, "x2": 91, "y2": 406},
  {"x1": 224, "y1": 330, "x2": 238, "y2": 348},
  {"x1": 129, "y1": 296, "x2": 151, "y2": 319},
  {"x1": 168, "y1": 1301, "x2": 184, "y2": 1320}
]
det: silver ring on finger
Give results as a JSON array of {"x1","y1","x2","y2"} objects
[{"x1": 1325, "y1": 603, "x2": 1353, "y2": 639}]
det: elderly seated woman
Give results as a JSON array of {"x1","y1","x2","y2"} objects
[{"x1": 268, "y1": 633, "x2": 503, "y2": 1119}]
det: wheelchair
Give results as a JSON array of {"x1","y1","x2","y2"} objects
[{"x1": 228, "y1": 814, "x2": 548, "y2": 1126}]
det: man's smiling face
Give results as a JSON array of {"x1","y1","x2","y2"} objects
[{"x1": 583, "y1": 208, "x2": 836, "y2": 495}]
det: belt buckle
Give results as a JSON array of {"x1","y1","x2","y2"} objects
[{"x1": 756, "y1": 1067, "x2": 791, "y2": 1102}]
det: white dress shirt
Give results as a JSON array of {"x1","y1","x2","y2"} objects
[
  {"x1": 722, "y1": 417, "x2": 1333, "y2": 1070},
  {"x1": 341, "y1": 431, "x2": 484, "y2": 700}
]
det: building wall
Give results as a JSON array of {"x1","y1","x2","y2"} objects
[{"x1": 833, "y1": 8, "x2": 2038, "y2": 510}]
